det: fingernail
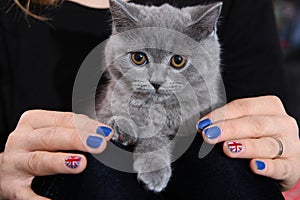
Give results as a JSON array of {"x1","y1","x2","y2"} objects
[
  {"x1": 86, "y1": 136, "x2": 103, "y2": 148},
  {"x1": 204, "y1": 126, "x2": 221, "y2": 139},
  {"x1": 197, "y1": 118, "x2": 212, "y2": 130},
  {"x1": 227, "y1": 141, "x2": 244, "y2": 153},
  {"x1": 65, "y1": 156, "x2": 81, "y2": 169},
  {"x1": 96, "y1": 126, "x2": 112, "y2": 137},
  {"x1": 256, "y1": 160, "x2": 266, "y2": 170}
]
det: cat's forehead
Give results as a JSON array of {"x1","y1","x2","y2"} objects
[
  {"x1": 110, "y1": 27, "x2": 202, "y2": 57},
  {"x1": 134, "y1": 3, "x2": 192, "y2": 29}
]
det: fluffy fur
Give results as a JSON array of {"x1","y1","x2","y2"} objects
[{"x1": 96, "y1": 0, "x2": 223, "y2": 192}]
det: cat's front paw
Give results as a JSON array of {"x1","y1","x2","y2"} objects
[
  {"x1": 107, "y1": 116, "x2": 138, "y2": 146},
  {"x1": 137, "y1": 166, "x2": 171, "y2": 192}
]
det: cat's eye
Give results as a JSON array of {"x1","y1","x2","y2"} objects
[
  {"x1": 131, "y1": 52, "x2": 148, "y2": 66},
  {"x1": 170, "y1": 55, "x2": 187, "y2": 69}
]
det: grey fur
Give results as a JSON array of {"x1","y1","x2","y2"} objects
[{"x1": 96, "y1": 0, "x2": 223, "y2": 192}]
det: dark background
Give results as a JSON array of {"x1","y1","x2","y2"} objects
[{"x1": 274, "y1": 0, "x2": 300, "y2": 125}]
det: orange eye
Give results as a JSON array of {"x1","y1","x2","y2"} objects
[
  {"x1": 131, "y1": 52, "x2": 148, "y2": 66},
  {"x1": 170, "y1": 55, "x2": 187, "y2": 69}
]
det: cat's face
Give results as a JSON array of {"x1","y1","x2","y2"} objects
[
  {"x1": 105, "y1": 0, "x2": 222, "y2": 105},
  {"x1": 109, "y1": 48, "x2": 193, "y2": 97}
]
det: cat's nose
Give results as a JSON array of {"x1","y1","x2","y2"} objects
[{"x1": 151, "y1": 83, "x2": 161, "y2": 90}]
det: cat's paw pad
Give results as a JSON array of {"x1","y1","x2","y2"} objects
[
  {"x1": 137, "y1": 167, "x2": 171, "y2": 192},
  {"x1": 107, "y1": 116, "x2": 138, "y2": 146}
]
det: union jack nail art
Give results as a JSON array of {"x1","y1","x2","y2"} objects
[
  {"x1": 65, "y1": 156, "x2": 81, "y2": 169},
  {"x1": 227, "y1": 141, "x2": 244, "y2": 153}
]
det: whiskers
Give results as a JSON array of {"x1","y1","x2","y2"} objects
[
  {"x1": 132, "y1": 80, "x2": 186, "y2": 95},
  {"x1": 160, "y1": 81, "x2": 185, "y2": 94},
  {"x1": 132, "y1": 80, "x2": 153, "y2": 93}
]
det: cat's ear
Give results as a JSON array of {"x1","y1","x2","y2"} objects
[
  {"x1": 109, "y1": 0, "x2": 139, "y2": 33},
  {"x1": 184, "y1": 2, "x2": 222, "y2": 41}
]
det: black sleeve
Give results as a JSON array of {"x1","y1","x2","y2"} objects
[
  {"x1": 0, "y1": 4, "x2": 10, "y2": 151},
  {"x1": 219, "y1": 0, "x2": 286, "y2": 102}
]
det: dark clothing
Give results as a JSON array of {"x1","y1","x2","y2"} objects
[{"x1": 0, "y1": 0, "x2": 285, "y2": 199}]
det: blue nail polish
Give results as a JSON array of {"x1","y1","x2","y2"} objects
[
  {"x1": 96, "y1": 126, "x2": 112, "y2": 137},
  {"x1": 256, "y1": 160, "x2": 266, "y2": 170},
  {"x1": 204, "y1": 126, "x2": 221, "y2": 139},
  {"x1": 86, "y1": 136, "x2": 103, "y2": 148},
  {"x1": 197, "y1": 118, "x2": 212, "y2": 130}
]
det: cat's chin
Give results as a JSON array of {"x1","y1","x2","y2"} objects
[{"x1": 131, "y1": 92, "x2": 179, "y2": 105}]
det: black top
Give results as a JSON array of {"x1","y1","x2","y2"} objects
[{"x1": 0, "y1": 0, "x2": 285, "y2": 199}]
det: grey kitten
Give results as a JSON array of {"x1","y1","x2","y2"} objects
[{"x1": 96, "y1": 0, "x2": 223, "y2": 192}]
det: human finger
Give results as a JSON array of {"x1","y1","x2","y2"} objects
[
  {"x1": 6, "y1": 117, "x2": 113, "y2": 153},
  {"x1": 198, "y1": 96, "x2": 286, "y2": 124},
  {"x1": 15, "y1": 126, "x2": 111, "y2": 153},
  {"x1": 15, "y1": 152, "x2": 87, "y2": 176},
  {"x1": 18, "y1": 110, "x2": 112, "y2": 136},
  {"x1": 249, "y1": 158, "x2": 298, "y2": 191},
  {"x1": 223, "y1": 137, "x2": 288, "y2": 159},
  {"x1": 199, "y1": 115, "x2": 296, "y2": 144}
]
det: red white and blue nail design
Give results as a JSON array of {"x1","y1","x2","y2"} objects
[
  {"x1": 65, "y1": 156, "x2": 81, "y2": 169},
  {"x1": 227, "y1": 141, "x2": 244, "y2": 153}
]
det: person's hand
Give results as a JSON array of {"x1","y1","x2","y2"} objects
[
  {"x1": 197, "y1": 96, "x2": 300, "y2": 191},
  {"x1": 0, "y1": 110, "x2": 113, "y2": 200}
]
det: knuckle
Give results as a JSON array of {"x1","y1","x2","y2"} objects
[
  {"x1": 266, "y1": 162, "x2": 276, "y2": 177},
  {"x1": 1, "y1": 153, "x2": 11, "y2": 167},
  {"x1": 267, "y1": 95, "x2": 282, "y2": 106},
  {"x1": 5, "y1": 131, "x2": 28, "y2": 152},
  {"x1": 269, "y1": 160, "x2": 291, "y2": 180},
  {"x1": 280, "y1": 162, "x2": 290, "y2": 180},
  {"x1": 267, "y1": 96, "x2": 286, "y2": 113},
  {"x1": 230, "y1": 99, "x2": 250, "y2": 115},
  {"x1": 69, "y1": 129, "x2": 83, "y2": 147},
  {"x1": 37, "y1": 127, "x2": 58, "y2": 149},
  {"x1": 55, "y1": 112, "x2": 74, "y2": 126},
  {"x1": 224, "y1": 120, "x2": 237, "y2": 136},
  {"x1": 45, "y1": 126, "x2": 58, "y2": 136},
  {"x1": 286, "y1": 116, "x2": 299, "y2": 133},
  {"x1": 19, "y1": 110, "x2": 33, "y2": 121},
  {"x1": 251, "y1": 117, "x2": 265, "y2": 136},
  {"x1": 6, "y1": 132, "x2": 19, "y2": 147},
  {"x1": 19, "y1": 110, "x2": 38, "y2": 124},
  {"x1": 27, "y1": 153, "x2": 41, "y2": 174}
]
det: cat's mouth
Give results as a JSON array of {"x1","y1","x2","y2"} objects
[
  {"x1": 134, "y1": 88, "x2": 177, "y2": 96},
  {"x1": 130, "y1": 91, "x2": 180, "y2": 105}
]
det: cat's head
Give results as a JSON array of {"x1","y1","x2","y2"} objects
[
  {"x1": 105, "y1": 0, "x2": 222, "y2": 104},
  {"x1": 108, "y1": 0, "x2": 222, "y2": 40}
]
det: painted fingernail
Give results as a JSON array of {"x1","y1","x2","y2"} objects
[
  {"x1": 96, "y1": 126, "x2": 112, "y2": 137},
  {"x1": 86, "y1": 136, "x2": 103, "y2": 148},
  {"x1": 204, "y1": 126, "x2": 221, "y2": 139},
  {"x1": 65, "y1": 156, "x2": 81, "y2": 169},
  {"x1": 197, "y1": 118, "x2": 212, "y2": 130},
  {"x1": 256, "y1": 160, "x2": 266, "y2": 170},
  {"x1": 227, "y1": 141, "x2": 244, "y2": 153}
]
